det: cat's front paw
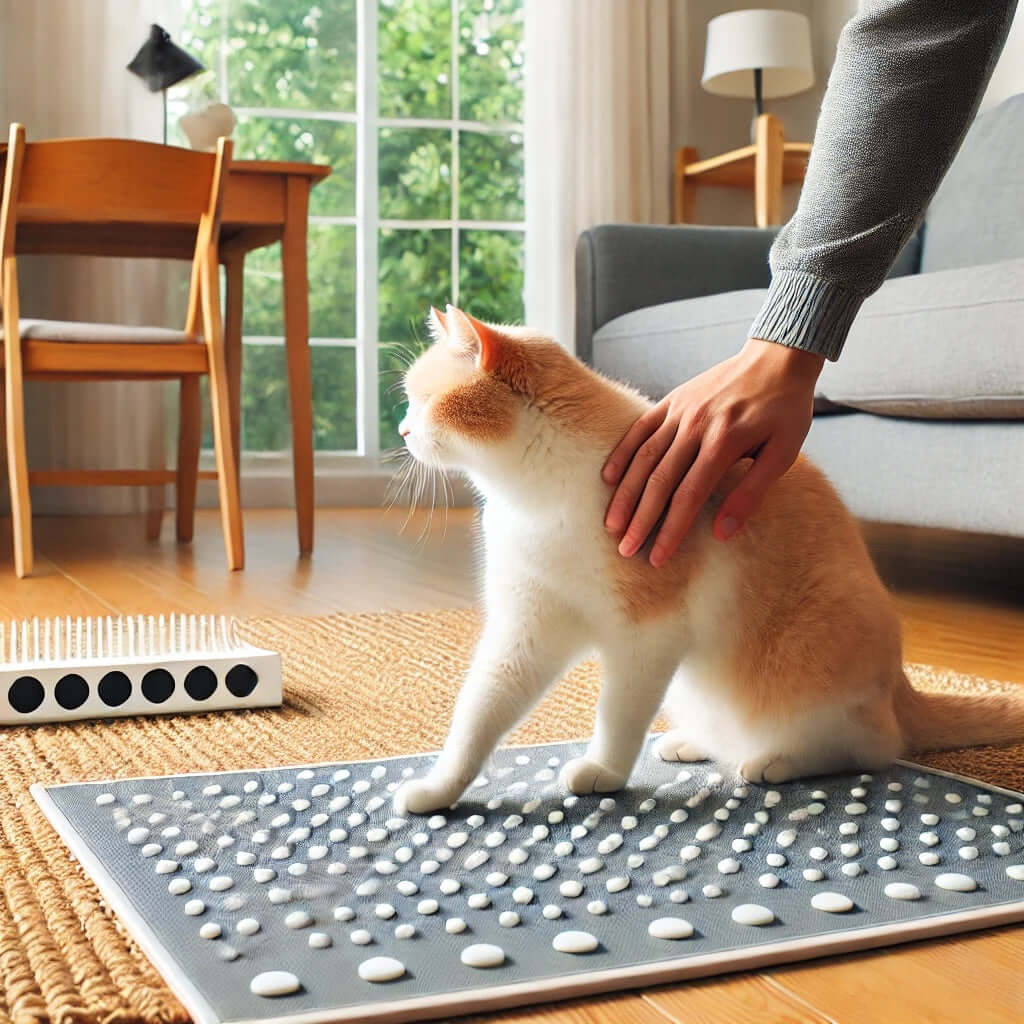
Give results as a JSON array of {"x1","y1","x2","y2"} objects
[
  {"x1": 392, "y1": 773, "x2": 466, "y2": 816},
  {"x1": 560, "y1": 757, "x2": 627, "y2": 796},
  {"x1": 653, "y1": 730, "x2": 708, "y2": 763},
  {"x1": 738, "y1": 754, "x2": 796, "y2": 784}
]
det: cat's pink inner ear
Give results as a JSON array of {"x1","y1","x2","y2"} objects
[{"x1": 454, "y1": 308, "x2": 503, "y2": 372}]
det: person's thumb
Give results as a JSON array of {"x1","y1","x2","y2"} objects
[{"x1": 712, "y1": 438, "x2": 796, "y2": 541}]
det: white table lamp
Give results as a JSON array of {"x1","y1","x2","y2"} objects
[{"x1": 702, "y1": 9, "x2": 814, "y2": 119}]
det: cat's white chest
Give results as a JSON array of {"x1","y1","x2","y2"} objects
[{"x1": 481, "y1": 498, "x2": 617, "y2": 617}]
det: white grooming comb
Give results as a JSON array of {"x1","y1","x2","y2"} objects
[{"x1": 0, "y1": 614, "x2": 281, "y2": 726}]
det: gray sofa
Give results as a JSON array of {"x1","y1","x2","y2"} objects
[{"x1": 576, "y1": 94, "x2": 1024, "y2": 538}]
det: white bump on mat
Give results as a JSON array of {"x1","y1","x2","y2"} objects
[
  {"x1": 552, "y1": 930, "x2": 599, "y2": 953},
  {"x1": 731, "y1": 904, "x2": 774, "y2": 926}
]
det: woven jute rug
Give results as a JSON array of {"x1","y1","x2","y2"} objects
[{"x1": 2, "y1": 608, "x2": 1023, "y2": 1024}]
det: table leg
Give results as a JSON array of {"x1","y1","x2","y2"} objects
[
  {"x1": 224, "y1": 254, "x2": 244, "y2": 479},
  {"x1": 282, "y1": 176, "x2": 315, "y2": 555}
]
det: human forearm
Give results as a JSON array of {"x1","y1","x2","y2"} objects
[{"x1": 750, "y1": 0, "x2": 1018, "y2": 360}]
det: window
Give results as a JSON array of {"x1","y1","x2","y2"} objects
[{"x1": 177, "y1": 0, "x2": 524, "y2": 463}]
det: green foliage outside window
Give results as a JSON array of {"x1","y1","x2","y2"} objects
[{"x1": 180, "y1": 0, "x2": 524, "y2": 455}]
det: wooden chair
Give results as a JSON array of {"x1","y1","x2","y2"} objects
[{"x1": 0, "y1": 123, "x2": 244, "y2": 576}]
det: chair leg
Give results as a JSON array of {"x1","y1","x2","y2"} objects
[
  {"x1": 203, "y1": 260, "x2": 245, "y2": 571},
  {"x1": 3, "y1": 262, "x2": 33, "y2": 578},
  {"x1": 176, "y1": 374, "x2": 201, "y2": 543},
  {"x1": 207, "y1": 358, "x2": 244, "y2": 569},
  {"x1": 224, "y1": 254, "x2": 244, "y2": 483},
  {"x1": 145, "y1": 388, "x2": 167, "y2": 542},
  {"x1": 5, "y1": 358, "x2": 33, "y2": 578},
  {"x1": 145, "y1": 499, "x2": 165, "y2": 542}
]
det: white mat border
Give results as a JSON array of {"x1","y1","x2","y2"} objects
[{"x1": 31, "y1": 745, "x2": 1024, "y2": 1024}]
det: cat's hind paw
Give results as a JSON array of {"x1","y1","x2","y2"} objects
[
  {"x1": 392, "y1": 773, "x2": 465, "y2": 816},
  {"x1": 560, "y1": 757, "x2": 627, "y2": 796},
  {"x1": 653, "y1": 730, "x2": 709, "y2": 763},
  {"x1": 738, "y1": 754, "x2": 797, "y2": 784}
]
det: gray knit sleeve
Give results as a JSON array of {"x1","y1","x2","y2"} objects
[{"x1": 749, "y1": 0, "x2": 1018, "y2": 361}]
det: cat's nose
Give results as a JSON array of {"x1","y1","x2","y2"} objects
[{"x1": 398, "y1": 417, "x2": 411, "y2": 438}]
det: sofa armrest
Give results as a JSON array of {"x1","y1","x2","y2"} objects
[{"x1": 575, "y1": 224, "x2": 776, "y2": 364}]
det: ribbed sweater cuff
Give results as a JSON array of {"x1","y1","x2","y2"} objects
[{"x1": 748, "y1": 271, "x2": 865, "y2": 362}]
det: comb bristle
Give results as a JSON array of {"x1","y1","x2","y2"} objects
[{"x1": 0, "y1": 612, "x2": 248, "y2": 666}]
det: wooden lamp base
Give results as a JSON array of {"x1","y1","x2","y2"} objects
[{"x1": 673, "y1": 113, "x2": 811, "y2": 227}]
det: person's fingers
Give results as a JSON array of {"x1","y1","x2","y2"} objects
[
  {"x1": 648, "y1": 439, "x2": 741, "y2": 567},
  {"x1": 617, "y1": 432, "x2": 701, "y2": 558},
  {"x1": 601, "y1": 405, "x2": 668, "y2": 486},
  {"x1": 604, "y1": 420, "x2": 677, "y2": 536},
  {"x1": 712, "y1": 436, "x2": 797, "y2": 541}
]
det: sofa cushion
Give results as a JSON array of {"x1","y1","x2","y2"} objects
[
  {"x1": 816, "y1": 257, "x2": 1024, "y2": 418},
  {"x1": 593, "y1": 258, "x2": 1024, "y2": 419},
  {"x1": 592, "y1": 288, "x2": 768, "y2": 402},
  {"x1": 921, "y1": 93, "x2": 1024, "y2": 273}
]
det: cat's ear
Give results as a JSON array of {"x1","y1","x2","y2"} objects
[
  {"x1": 427, "y1": 306, "x2": 448, "y2": 341},
  {"x1": 446, "y1": 305, "x2": 502, "y2": 372}
]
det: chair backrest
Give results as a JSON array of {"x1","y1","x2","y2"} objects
[
  {"x1": 11, "y1": 135, "x2": 218, "y2": 226},
  {"x1": 0, "y1": 123, "x2": 232, "y2": 335},
  {"x1": 921, "y1": 92, "x2": 1024, "y2": 273}
]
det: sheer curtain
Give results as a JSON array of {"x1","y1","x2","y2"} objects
[
  {"x1": 524, "y1": 0, "x2": 685, "y2": 352},
  {"x1": 0, "y1": 0, "x2": 182, "y2": 515}
]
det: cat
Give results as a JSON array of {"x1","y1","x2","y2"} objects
[{"x1": 392, "y1": 305, "x2": 1024, "y2": 816}]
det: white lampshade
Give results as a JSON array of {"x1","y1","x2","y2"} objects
[{"x1": 702, "y1": 9, "x2": 814, "y2": 99}]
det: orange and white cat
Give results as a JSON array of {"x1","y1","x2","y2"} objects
[{"x1": 392, "y1": 306, "x2": 1024, "y2": 815}]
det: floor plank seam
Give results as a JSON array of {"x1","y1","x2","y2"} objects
[
  {"x1": 638, "y1": 992, "x2": 688, "y2": 1024},
  {"x1": 32, "y1": 554, "x2": 122, "y2": 614},
  {"x1": 763, "y1": 975, "x2": 840, "y2": 1024}
]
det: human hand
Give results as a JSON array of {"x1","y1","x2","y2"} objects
[{"x1": 602, "y1": 338, "x2": 825, "y2": 567}]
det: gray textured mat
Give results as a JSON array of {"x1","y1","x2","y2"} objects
[{"x1": 34, "y1": 739, "x2": 1024, "y2": 1024}]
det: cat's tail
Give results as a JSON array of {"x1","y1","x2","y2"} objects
[{"x1": 895, "y1": 673, "x2": 1024, "y2": 753}]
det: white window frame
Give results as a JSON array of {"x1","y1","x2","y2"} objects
[{"x1": 195, "y1": 0, "x2": 524, "y2": 505}]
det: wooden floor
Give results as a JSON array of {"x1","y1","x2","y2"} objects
[{"x1": 5, "y1": 509, "x2": 1024, "y2": 1024}]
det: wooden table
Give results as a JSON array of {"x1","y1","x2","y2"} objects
[
  {"x1": 2, "y1": 152, "x2": 330, "y2": 555},
  {"x1": 674, "y1": 113, "x2": 811, "y2": 227}
]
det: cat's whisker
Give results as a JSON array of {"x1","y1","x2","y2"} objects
[
  {"x1": 398, "y1": 469, "x2": 421, "y2": 522},
  {"x1": 416, "y1": 468, "x2": 438, "y2": 546},
  {"x1": 382, "y1": 469, "x2": 406, "y2": 513},
  {"x1": 380, "y1": 339, "x2": 425, "y2": 370},
  {"x1": 405, "y1": 468, "x2": 426, "y2": 537},
  {"x1": 384, "y1": 453, "x2": 416, "y2": 513},
  {"x1": 399, "y1": 460, "x2": 425, "y2": 536},
  {"x1": 439, "y1": 467, "x2": 452, "y2": 539}
]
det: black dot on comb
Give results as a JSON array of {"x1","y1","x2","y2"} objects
[
  {"x1": 185, "y1": 665, "x2": 217, "y2": 701},
  {"x1": 55, "y1": 673, "x2": 89, "y2": 710},
  {"x1": 141, "y1": 668, "x2": 175, "y2": 704},
  {"x1": 225, "y1": 663, "x2": 258, "y2": 698},
  {"x1": 9, "y1": 676, "x2": 44, "y2": 714},
  {"x1": 98, "y1": 671, "x2": 132, "y2": 707}
]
